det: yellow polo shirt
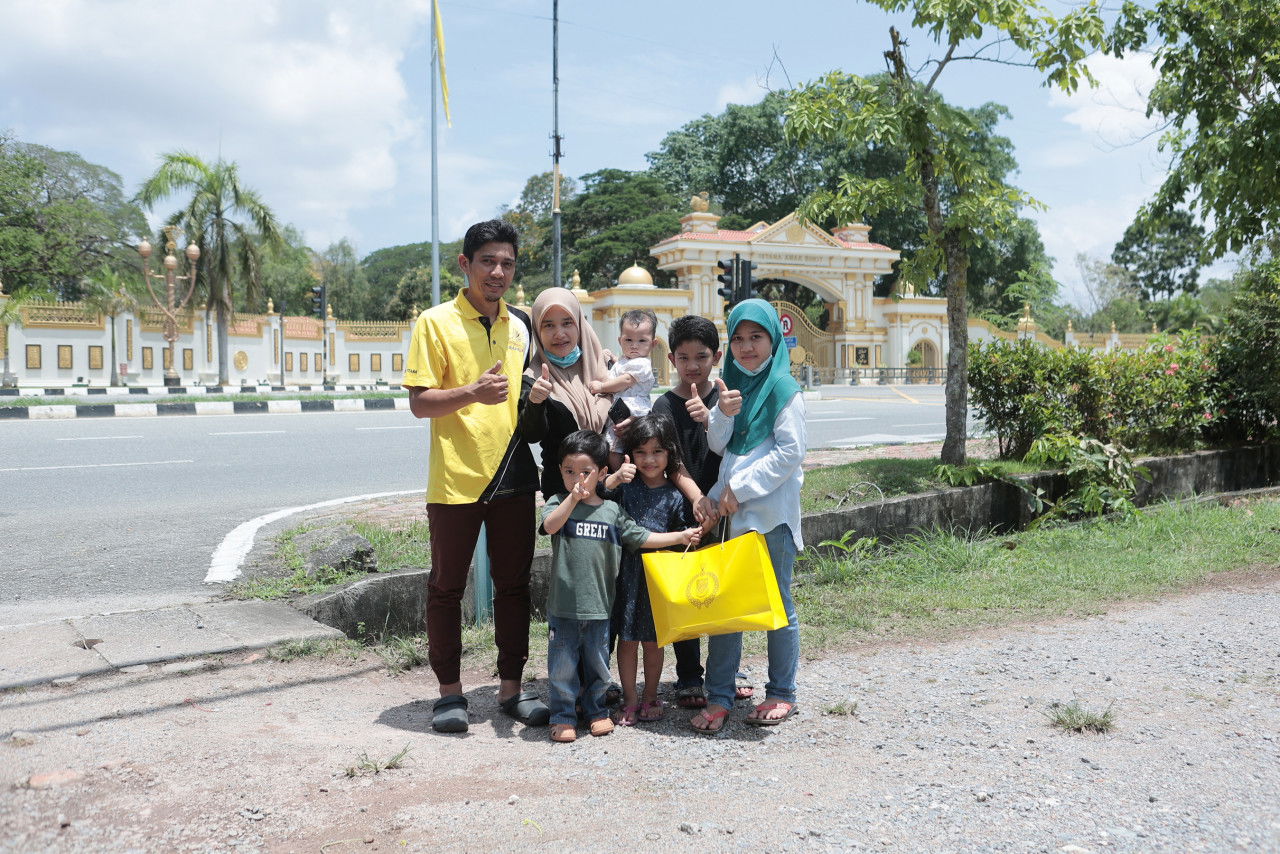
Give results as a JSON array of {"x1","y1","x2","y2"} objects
[{"x1": 402, "y1": 292, "x2": 530, "y2": 504}]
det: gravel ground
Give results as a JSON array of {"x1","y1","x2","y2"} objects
[{"x1": 3, "y1": 568, "x2": 1277, "y2": 853}]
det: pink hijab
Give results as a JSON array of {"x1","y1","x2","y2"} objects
[{"x1": 528, "y1": 287, "x2": 613, "y2": 433}]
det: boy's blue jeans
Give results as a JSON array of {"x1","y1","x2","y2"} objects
[
  {"x1": 546, "y1": 615, "x2": 612, "y2": 726},
  {"x1": 705, "y1": 524, "x2": 799, "y2": 711}
]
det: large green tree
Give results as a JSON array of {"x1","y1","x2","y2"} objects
[
  {"x1": 254, "y1": 224, "x2": 318, "y2": 316},
  {"x1": 647, "y1": 88, "x2": 1055, "y2": 317},
  {"x1": 1110, "y1": 0, "x2": 1280, "y2": 257},
  {"x1": 560, "y1": 169, "x2": 682, "y2": 291},
  {"x1": 136, "y1": 152, "x2": 283, "y2": 384},
  {"x1": 500, "y1": 170, "x2": 578, "y2": 293},
  {"x1": 318, "y1": 239, "x2": 373, "y2": 320},
  {"x1": 0, "y1": 136, "x2": 147, "y2": 298},
  {"x1": 361, "y1": 238, "x2": 462, "y2": 310},
  {"x1": 1110, "y1": 208, "x2": 1205, "y2": 301},
  {"x1": 787, "y1": 0, "x2": 1104, "y2": 464}
]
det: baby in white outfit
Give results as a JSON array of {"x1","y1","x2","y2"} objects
[{"x1": 590, "y1": 308, "x2": 657, "y2": 453}]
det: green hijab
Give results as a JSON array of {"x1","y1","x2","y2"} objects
[{"x1": 722, "y1": 299, "x2": 802, "y2": 455}]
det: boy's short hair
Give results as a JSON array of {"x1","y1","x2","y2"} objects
[
  {"x1": 558, "y1": 430, "x2": 610, "y2": 468},
  {"x1": 462, "y1": 219, "x2": 520, "y2": 260},
  {"x1": 668, "y1": 314, "x2": 719, "y2": 352},
  {"x1": 619, "y1": 308, "x2": 658, "y2": 336}
]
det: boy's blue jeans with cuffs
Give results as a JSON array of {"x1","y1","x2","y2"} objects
[
  {"x1": 705, "y1": 524, "x2": 799, "y2": 711},
  {"x1": 546, "y1": 615, "x2": 612, "y2": 726}
]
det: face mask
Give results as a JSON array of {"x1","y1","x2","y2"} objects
[
  {"x1": 739, "y1": 353, "x2": 772, "y2": 377},
  {"x1": 545, "y1": 347, "x2": 581, "y2": 369}
]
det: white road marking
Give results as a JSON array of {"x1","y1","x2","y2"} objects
[
  {"x1": 806, "y1": 417, "x2": 875, "y2": 423},
  {"x1": 891, "y1": 423, "x2": 948, "y2": 428},
  {"x1": 209, "y1": 430, "x2": 286, "y2": 436},
  {"x1": 829, "y1": 433, "x2": 943, "y2": 447},
  {"x1": 55, "y1": 435, "x2": 144, "y2": 441},
  {"x1": 355, "y1": 425, "x2": 423, "y2": 431},
  {"x1": 0, "y1": 459, "x2": 194, "y2": 472},
  {"x1": 205, "y1": 490, "x2": 421, "y2": 584}
]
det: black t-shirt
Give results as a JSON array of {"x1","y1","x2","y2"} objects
[
  {"x1": 476, "y1": 306, "x2": 539, "y2": 502},
  {"x1": 651, "y1": 387, "x2": 722, "y2": 496},
  {"x1": 520, "y1": 395, "x2": 592, "y2": 500}
]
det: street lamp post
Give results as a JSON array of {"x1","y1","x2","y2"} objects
[{"x1": 138, "y1": 226, "x2": 200, "y2": 387}]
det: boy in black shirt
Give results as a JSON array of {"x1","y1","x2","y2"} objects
[{"x1": 650, "y1": 315, "x2": 737, "y2": 709}]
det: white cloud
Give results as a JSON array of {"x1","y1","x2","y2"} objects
[
  {"x1": 1048, "y1": 52, "x2": 1163, "y2": 147},
  {"x1": 1032, "y1": 191, "x2": 1151, "y2": 308},
  {"x1": 0, "y1": 0, "x2": 429, "y2": 248},
  {"x1": 715, "y1": 74, "x2": 770, "y2": 111}
]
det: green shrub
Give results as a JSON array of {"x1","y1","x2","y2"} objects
[
  {"x1": 968, "y1": 334, "x2": 1218, "y2": 458},
  {"x1": 1207, "y1": 261, "x2": 1280, "y2": 442}
]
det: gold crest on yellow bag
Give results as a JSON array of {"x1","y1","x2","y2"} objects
[{"x1": 641, "y1": 528, "x2": 787, "y2": 647}]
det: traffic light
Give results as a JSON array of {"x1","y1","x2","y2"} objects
[
  {"x1": 716, "y1": 257, "x2": 737, "y2": 304},
  {"x1": 310, "y1": 285, "x2": 325, "y2": 319},
  {"x1": 739, "y1": 258, "x2": 758, "y2": 301}
]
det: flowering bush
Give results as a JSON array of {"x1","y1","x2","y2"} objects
[{"x1": 968, "y1": 334, "x2": 1217, "y2": 459}]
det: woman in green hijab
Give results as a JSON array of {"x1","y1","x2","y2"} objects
[{"x1": 692, "y1": 299, "x2": 808, "y2": 734}]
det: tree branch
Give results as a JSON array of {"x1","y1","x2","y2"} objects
[{"x1": 924, "y1": 43, "x2": 956, "y2": 92}]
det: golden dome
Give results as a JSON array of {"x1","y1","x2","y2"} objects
[{"x1": 617, "y1": 263, "x2": 653, "y2": 288}]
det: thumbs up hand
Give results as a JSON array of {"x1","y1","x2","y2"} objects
[
  {"x1": 614, "y1": 454, "x2": 637, "y2": 484},
  {"x1": 685, "y1": 382, "x2": 710, "y2": 425},
  {"x1": 529, "y1": 362, "x2": 553, "y2": 404},
  {"x1": 716, "y1": 377, "x2": 742, "y2": 417},
  {"x1": 473, "y1": 360, "x2": 509, "y2": 405}
]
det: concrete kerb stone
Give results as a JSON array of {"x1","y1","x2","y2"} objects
[
  {"x1": 0, "y1": 397, "x2": 409, "y2": 420},
  {"x1": 292, "y1": 445, "x2": 1279, "y2": 641}
]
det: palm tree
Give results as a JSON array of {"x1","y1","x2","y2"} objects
[
  {"x1": 81, "y1": 264, "x2": 141, "y2": 386},
  {"x1": 135, "y1": 152, "x2": 283, "y2": 384},
  {"x1": 0, "y1": 281, "x2": 31, "y2": 387}
]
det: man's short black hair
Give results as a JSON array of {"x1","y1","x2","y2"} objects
[
  {"x1": 668, "y1": 314, "x2": 719, "y2": 352},
  {"x1": 620, "y1": 308, "x2": 658, "y2": 336},
  {"x1": 462, "y1": 219, "x2": 520, "y2": 261},
  {"x1": 558, "y1": 429, "x2": 609, "y2": 468}
]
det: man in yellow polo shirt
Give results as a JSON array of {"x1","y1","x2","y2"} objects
[{"x1": 403, "y1": 219, "x2": 551, "y2": 733}]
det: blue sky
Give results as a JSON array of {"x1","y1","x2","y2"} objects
[{"x1": 0, "y1": 0, "x2": 1191, "y2": 307}]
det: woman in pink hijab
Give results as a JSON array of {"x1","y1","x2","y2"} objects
[{"x1": 522, "y1": 287, "x2": 617, "y2": 499}]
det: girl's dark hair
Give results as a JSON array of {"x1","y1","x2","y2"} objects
[
  {"x1": 622, "y1": 413, "x2": 683, "y2": 480},
  {"x1": 559, "y1": 429, "x2": 609, "y2": 468}
]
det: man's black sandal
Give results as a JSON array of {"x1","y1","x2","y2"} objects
[
  {"x1": 499, "y1": 691, "x2": 551, "y2": 726},
  {"x1": 432, "y1": 695, "x2": 469, "y2": 733}
]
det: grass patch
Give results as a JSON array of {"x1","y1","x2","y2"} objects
[
  {"x1": 823, "y1": 700, "x2": 859, "y2": 717},
  {"x1": 269, "y1": 637, "x2": 361, "y2": 662},
  {"x1": 1045, "y1": 700, "x2": 1115, "y2": 734},
  {"x1": 0, "y1": 391, "x2": 402, "y2": 408},
  {"x1": 343, "y1": 744, "x2": 412, "y2": 777},
  {"x1": 794, "y1": 498, "x2": 1280, "y2": 649},
  {"x1": 231, "y1": 525, "x2": 378, "y2": 600},
  {"x1": 351, "y1": 521, "x2": 431, "y2": 570},
  {"x1": 801, "y1": 457, "x2": 1040, "y2": 513}
]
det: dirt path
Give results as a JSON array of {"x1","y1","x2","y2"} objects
[{"x1": 4, "y1": 573, "x2": 1277, "y2": 853}]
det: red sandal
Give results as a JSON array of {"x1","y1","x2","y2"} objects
[{"x1": 691, "y1": 706, "x2": 728, "y2": 735}]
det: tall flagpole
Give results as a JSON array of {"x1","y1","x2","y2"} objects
[
  {"x1": 430, "y1": 11, "x2": 441, "y2": 307},
  {"x1": 551, "y1": 0, "x2": 563, "y2": 288}
]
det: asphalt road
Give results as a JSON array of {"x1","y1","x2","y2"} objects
[{"x1": 0, "y1": 385, "x2": 972, "y2": 627}]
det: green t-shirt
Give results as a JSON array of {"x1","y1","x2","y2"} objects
[{"x1": 540, "y1": 495, "x2": 652, "y2": 620}]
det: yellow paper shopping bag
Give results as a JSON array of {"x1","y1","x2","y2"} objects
[{"x1": 641, "y1": 529, "x2": 788, "y2": 646}]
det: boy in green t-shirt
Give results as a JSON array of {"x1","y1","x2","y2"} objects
[{"x1": 540, "y1": 430, "x2": 701, "y2": 743}]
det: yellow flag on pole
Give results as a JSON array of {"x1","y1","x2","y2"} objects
[{"x1": 433, "y1": 0, "x2": 452, "y2": 127}]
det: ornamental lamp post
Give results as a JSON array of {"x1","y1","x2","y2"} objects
[{"x1": 138, "y1": 226, "x2": 200, "y2": 386}]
